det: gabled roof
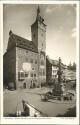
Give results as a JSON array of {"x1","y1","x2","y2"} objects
[
  {"x1": 52, "y1": 60, "x2": 59, "y2": 66},
  {"x1": 46, "y1": 56, "x2": 67, "y2": 69},
  {"x1": 46, "y1": 56, "x2": 53, "y2": 64},
  {"x1": 7, "y1": 31, "x2": 38, "y2": 53},
  {"x1": 46, "y1": 56, "x2": 58, "y2": 66}
]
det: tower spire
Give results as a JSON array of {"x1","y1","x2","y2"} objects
[
  {"x1": 36, "y1": 5, "x2": 44, "y2": 23},
  {"x1": 37, "y1": 5, "x2": 40, "y2": 17}
]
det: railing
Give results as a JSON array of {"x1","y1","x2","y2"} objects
[{"x1": 22, "y1": 100, "x2": 48, "y2": 117}]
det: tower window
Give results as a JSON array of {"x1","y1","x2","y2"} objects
[
  {"x1": 35, "y1": 60, "x2": 37, "y2": 64},
  {"x1": 40, "y1": 51, "x2": 45, "y2": 60},
  {"x1": 34, "y1": 74, "x2": 36, "y2": 77}
]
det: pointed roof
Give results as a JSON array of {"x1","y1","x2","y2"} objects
[{"x1": 37, "y1": 5, "x2": 40, "y2": 16}]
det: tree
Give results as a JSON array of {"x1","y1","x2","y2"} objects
[
  {"x1": 68, "y1": 62, "x2": 76, "y2": 70},
  {"x1": 72, "y1": 62, "x2": 76, "y2": 70},
  {"x1": 68, "y1": 62, "x2": 72, "y2": 69}
]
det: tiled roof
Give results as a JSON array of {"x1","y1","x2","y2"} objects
[
  {"x1": 15, "y1": 34, "x2": 38, "y2": 53},
  {"x1": 8, "y1": 31, "x2": 38, "y2": 53}
]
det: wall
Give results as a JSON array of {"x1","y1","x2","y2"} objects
[
  {"x1": 31, "y1": 21, "x2": 38, "y2": 49},
  {"x1": 31, "y1": 20, "x2": 46, "y2": 85},
  {"x1": 52, "y1": 65, "x2": 58, "y2": 80},
  {"x1": 16, "y1": 47, "x2": 38, "y2": 89},
  {"x1": 38, "y1": 22, "x2": 46, "y2": 85},
  {"x1": 3, "y1": 47, "x2": 16, "y2": 89}
]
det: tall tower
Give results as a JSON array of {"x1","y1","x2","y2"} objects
[{"x1": 31, "y1": 6, "x2": 46, "y2": 85}]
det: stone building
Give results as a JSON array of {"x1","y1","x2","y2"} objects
[
  {"x1": 3, "y1": 6, "x2": 46, "y2": 89},
  {"x1": 46, "y1": 56, "x2": 59, "y2": 84}
]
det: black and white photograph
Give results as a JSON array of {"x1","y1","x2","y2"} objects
[{"x1": 3, "y1": 2, "x2": 78, "y2": 122}]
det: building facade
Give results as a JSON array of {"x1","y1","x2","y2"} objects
[
  {"x1": 46, "y1": 56, "x2": 76, "y2": 84},
  {"x1": 3, "y1": 6, "x2": 46, "y2": 89}
]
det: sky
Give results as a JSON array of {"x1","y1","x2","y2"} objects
[{"x1": 3, "y1": 4, "x2": 76, "y2": 65}]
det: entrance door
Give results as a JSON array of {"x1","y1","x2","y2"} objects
[{"x1": 23, "y1": 83, "x2": 26, "y2": 89}]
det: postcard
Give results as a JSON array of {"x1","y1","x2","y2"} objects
[{"x1": 0, "y1": 0, "x2": 79, "y2": 124}]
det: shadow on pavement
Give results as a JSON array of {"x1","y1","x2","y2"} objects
[
  {"x1": 26, "y1": 91, "x2": 41, "y2": 96},
  {"x1": 56, "y1": 106, "x2": 76, "y2": 117},
  {"x1": 48, "y1": 100, "x2": 76, "y2": 104},
  {"x1": 4, "y1": 113, "x2": 16, "y2": 117}
]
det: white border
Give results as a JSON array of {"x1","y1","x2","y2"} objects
[
  {"x1": 0, "y1": 3, "x2": 3, "y2": 123},
  {"x1": 0, "y1": 1, "x2": 79, "y2": 124},
  {"x1": 0, "y1": 0, "x2": 79, "y2": 4}
]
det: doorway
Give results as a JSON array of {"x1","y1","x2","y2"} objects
[{"x1": 23, "y1": 83, "x2": 26, "y2": 89}]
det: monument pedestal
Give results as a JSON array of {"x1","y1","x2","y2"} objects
[{"x1": 53, "y1": 83, "x2": 62, "y2": 96}]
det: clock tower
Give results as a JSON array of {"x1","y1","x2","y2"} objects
[{"x1": 31, "y1": 6, "x2": 46, "y2": 85}]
